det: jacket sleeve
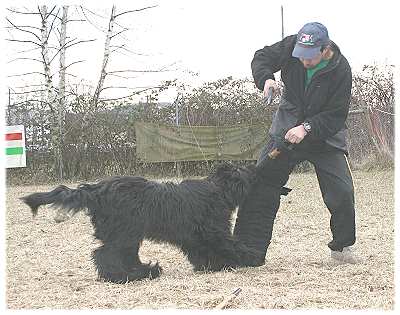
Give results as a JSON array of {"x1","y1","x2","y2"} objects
[
  {"x1": 306, "y1": 62, "x2": 352, "y2": 140},
  {"x1": 251, "y1": 35, "x2": 296, "y2": 91}
]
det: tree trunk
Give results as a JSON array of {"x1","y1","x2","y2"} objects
[
  {"x1": 57, "y1": 5, "x2": 68, "y2": 179},
  {"x1": 80, "y1": 5, "x2": 116, "y2": 178},
  {"x1": 92, "y1": 5, "x2": 116, "y2": 107},
  {"x1": 39, "y1": 5, "x2": 54, "y2": 108}
]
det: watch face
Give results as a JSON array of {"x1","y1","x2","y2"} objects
[{"x1": 303, "y1": 123, "x2": 311, "y2": 132}]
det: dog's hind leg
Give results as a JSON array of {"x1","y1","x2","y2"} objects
[{"x1": 92, "y1": 244, "x2": 162, "y2": 283}]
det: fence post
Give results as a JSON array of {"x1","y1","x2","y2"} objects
[{"x1": 175, "y1": 94, "x2": 182, "y2": 178}]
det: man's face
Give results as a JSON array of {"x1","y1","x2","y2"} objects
[{"x1": 299, "y1": 51, "x2": 323, "y2": 69}]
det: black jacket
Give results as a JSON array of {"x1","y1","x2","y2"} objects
[{"x1": 251, "y1": 34, "x2": 352, "y2": 153}]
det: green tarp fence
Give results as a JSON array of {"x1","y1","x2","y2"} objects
[{"x1": 135, "y1": 122, "x2": 269, "y2": 162}]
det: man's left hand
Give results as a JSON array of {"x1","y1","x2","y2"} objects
[{"x1": 284, "y1": 125, "x2": 307, "y2": 144}]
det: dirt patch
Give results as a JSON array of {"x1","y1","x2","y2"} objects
[{"x1": 6, "y1": 170, "x2": 394, "y2": 310}]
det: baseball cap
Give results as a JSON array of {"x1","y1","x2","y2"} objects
[{"x1": 292, "y1": 22, "x2": 330, "y2": 59}]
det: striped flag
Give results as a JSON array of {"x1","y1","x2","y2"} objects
[{"x1": 5, "y1": 125, "x2": 26, "y2": 168}]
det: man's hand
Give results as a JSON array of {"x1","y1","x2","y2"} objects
[
  {"x1": 263, "y1": 79, "x2": 278, "y2": 98},
  {"x1": 285, "y1": 125, "x2": 308, "y2": 144}
]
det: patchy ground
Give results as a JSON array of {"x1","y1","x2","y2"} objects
[{"x1": 6, "y1": 170, "x2": 394, "y2": 310}]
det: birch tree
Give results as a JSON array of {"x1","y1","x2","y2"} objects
[
  {"x1": 6, "y1": 5, "x2": 95, "y2": 179},
  {"x1": 89, "y1": 4, "x2": 159, "y2": 106},
  {"x1": 92, "y1": 5, "x2": 116, "y2": 108},
  {"x1": 38, "y1": 5, "x2": 57, "y2": 109},
  {"x1": 57, "y1": 5, "x2": 68, "y2": 179}
]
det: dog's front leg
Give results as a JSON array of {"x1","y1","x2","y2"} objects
[
  {"x1": 181, "y1": 243, "x2": 213, "y2": 271},
  {"x1": 92, "y1": 244, "x2": 162, "y2": 283},
  {"x1": 203, "y1": 234, "x2": 265, "y2": 270},
  {"x1": 182, "y1": 234, "x2": 242, "y2": 272}
]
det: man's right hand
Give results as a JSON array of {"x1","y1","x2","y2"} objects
[{"x1": 263, "y1": 79, "x2": 278, "y2": 98}]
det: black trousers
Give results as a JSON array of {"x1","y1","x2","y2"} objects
[{"x1": 234, "y1": 139, "x2": 356, "y2": 261}]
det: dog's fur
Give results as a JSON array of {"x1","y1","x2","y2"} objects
[{"x1": 21, "y1": 163, "x2": 277, "y2": 283}]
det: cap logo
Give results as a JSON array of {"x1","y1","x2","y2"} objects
[{"x1": 299, "y1": 33, "x2": 314, "y2": 46}]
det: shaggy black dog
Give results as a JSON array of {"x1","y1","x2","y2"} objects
[{"x1": 21, "y1": 163, "x2": 288, "y2": 284}]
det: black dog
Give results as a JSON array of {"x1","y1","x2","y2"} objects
[{"x1": 22, "y1": 163, "x2": 289, "y2": 283}]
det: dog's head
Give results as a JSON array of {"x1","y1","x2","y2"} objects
[{"x1": 207, "y1": 162, "x2": 257, "y2": 207}]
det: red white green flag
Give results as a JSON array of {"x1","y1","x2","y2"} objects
[{"x1": 5, "y1": 125, "x2": 26, "y2": 168}]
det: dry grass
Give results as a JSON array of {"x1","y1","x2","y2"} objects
[{"x1": 6, "y1": 170, "x2": 394, "y2": 310}]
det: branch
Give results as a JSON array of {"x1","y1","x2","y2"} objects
[
  {"x1": 7, "y1": 71, "x2": 46, "y2": 78},
  {"x1": 99, "y1": 85, "x2": 164, "y2": 102},
  {"x1": 63, "y1": 60, "x2": 85, "y2": 71},
  {"x1": 100, "y1": 86, "x2": 131, "y2": 91},
  {"x1": 64, "y1": 72, "x2": 78, "y2": 78},
  {"x1": 5, "y1": 25, "x2": 41, "y2": 31},
  {"x1": 14, "y1": 46, "x2": 41, "y2": 54},
  {"x1": 107, "y1": 61, "x2": 178, "y2": 75},
  {"x1": 114, "y1": 5, "x2": 158, "y2": 18},
  {"x1": 79, "y1": 6, "x2": 106, "y2": 33},
  {"x1": 40, "y1": 5, "x2": 58, "y2": 21},
  {"x1": 65, "y1": 38, "x2": 96, "y2": 49},
  {"x1": 110, "y1": 28, "x2": 128, "y2": 39},
  {"x1": 79, "y1": 6, "x2": 108, "y2": 18},
  {"x1": 6, "y1": 8, "x2": 41, "y2": 15},
  {"x1": 43, "y1": 64, "x2": 81, "y2": 81},
  {"x1": 5, "y1": 17, "x2": 41, "y2": 41},
  {"x1": 66, "y1": 19, "x2": 86, "y2": 23},
  {"x1": 108, "y1": 69, "x2": 172, "y2": 74},
  {"x1": 106, "y1": 73, "x2": 139, "y2": 80},
  {"x1": 7, "y1": 57, "x2": 43, "y2": 64},
  {"x1": 45, "y1": 7, "x2": 61, "y2": 42},
  {"x1": 109, "y1": 44, "x2": 150, "y2": 56},
  {"x1": 100, "y1": 85, "x2": 155, "y2": 91},
  {"x1": 47, "y1": 5, "x2": 58, "y2": 18},
  {"x1": 6, "y1": 38, "x2": 42, "y2": 47},
  {"x1": 48, "y1": 38, "x2": 96, "y2": 64},
  {"x1": 12, "y1": 83, "x2": 44, "y2": 89},
  {"x1": 9, "y1": 89, "x2": 47, "y2": 95}
]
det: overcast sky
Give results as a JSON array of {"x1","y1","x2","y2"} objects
[
  {"x1": 149, "y1": 0, "x2": 398, "y2": 77},
  {"x1": 3, "y1": 0, "x2": 399, "y2": 102}
]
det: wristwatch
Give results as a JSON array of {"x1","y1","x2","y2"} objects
[{"x1": 302, "y1": 121, "x2": 312, "y2": 134}]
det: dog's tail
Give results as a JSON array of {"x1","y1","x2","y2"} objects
[{"x1": 20, "y1": 184, "x2": 95, "y2": 217}]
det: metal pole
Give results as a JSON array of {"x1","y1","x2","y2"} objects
[
  {"x1": 281, "y1": 5, "x2": 284, "y2": 39},
  {"x1": 175, "y1": 95, "x2": 179, "y2": 126},
  {"x1": 175, "y1": 94, "x2": 181, "y2": 178},
  {"x1": 8, "y1": 88, "x2": 11, "y2": 124}
]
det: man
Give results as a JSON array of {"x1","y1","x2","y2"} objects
[{"x1": 234, "y1": 22, "x2": 358, "y2": 264}]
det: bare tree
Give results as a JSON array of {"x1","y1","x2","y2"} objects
[
  {"x1": 92, "y1": 5, "x2": 116, "y2": 108},
  {"x1": 38, "y1": 5, "x2": 58, "y2": 109},
  {"x1": 88, "y1": 4, "x2": 160, "y2": 107},
  {"x1": 6, "y1": 4, "x2": 184, "y2": 183},
  {"x1": 57, "y1": 5, "x2": 68, "y2": 179},
  {"x1": 6, "y1": 5, "x2": 95, "y2": 179}
]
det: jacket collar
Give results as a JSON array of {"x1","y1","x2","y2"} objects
[{"x1": 324, "y1": 40, "x2": 342, "y2": 71}]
